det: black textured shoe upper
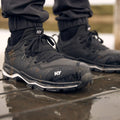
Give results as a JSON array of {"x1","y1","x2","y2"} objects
[
  {"x1": 57, "y1": 25, "x2": 120, "y2": 67},
  {"x1": 4, "y1": 27, "x2": 91, "y2": 83}
]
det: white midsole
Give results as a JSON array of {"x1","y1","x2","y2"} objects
[
  {"x1": 2, "y1": 69, "x2": 78, "y2": 89},
  {"x1": 88, "y1": 65, "x2": 120, "y2": 71}
]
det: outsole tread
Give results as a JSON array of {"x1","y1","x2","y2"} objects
[{"x1": 2, "y1": 70, "x2": 90, "y2": 93}]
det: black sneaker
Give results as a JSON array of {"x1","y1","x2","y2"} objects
[
  {"x1": 2, "y1": 27, "x2": 92, "y2": 92},
  {"x1": 57, "y1": 25, "x2": 120, "y2": 72}
]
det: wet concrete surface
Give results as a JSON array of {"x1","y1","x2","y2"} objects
[
  {"x1": 0, "y1": 30, "x2": 120, "y2": 120},
  {"x1": 0, "y1": 71, "x2": 120, "y2": 120}
]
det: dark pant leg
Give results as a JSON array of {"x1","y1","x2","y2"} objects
[
  {"x1": 1, "y1": 0, "x2": 49, "y2": 31},
  {"x1": 53, "y1": 0, "x2": 93, "y2": 31}
]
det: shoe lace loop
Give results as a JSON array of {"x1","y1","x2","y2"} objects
[
  {"x1": 87, "y1": 30, "x2": 103, "y2": 47},
  {"x1": 79, "y1": 30, "x2": 107, "y2": 53},
  {"x1": 24, "y1": 32, "x2": 61, "y2": 63},
  {"x1": 25, "y1": 34, "x2": 56, "y2": 56}
]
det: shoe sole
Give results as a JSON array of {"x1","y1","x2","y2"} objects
[
  {"x1": 69, "y1": 57, "x2": 120, "y2": 73},
  {"x1": 2, "y1": 66, "x2": 92, "y2": 92},
  {"x1": 88, "y1": 64, "x2": 120, "y2": 73}
]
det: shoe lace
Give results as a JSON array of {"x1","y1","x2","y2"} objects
[
  {"x1": 87, "y1": 30, "x2": 103, "y2": 46},
  {"x1": 80, "y1": 30, "x2": 107, "y2": 52},
  {"x1": 24, "y1": 31, "x2": 63, "y2": 63}
]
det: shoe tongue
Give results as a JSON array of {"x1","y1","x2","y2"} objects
[
  {"x1": 23, "y1": 27, "x2": 44, "y2": 36},
  {"x1": 25, "y1": 27, "x2": 54, "y2": 50},
  {"x1": 77, "y1": 25, "x2": 88, "y2": 35},
  {"x1": 80, "y1": 25, "x2": 88, "y2": 32},
  {"x1": 23, "y1": 27, "x2": 47, "y2": 44},
  {"x1": 36, "y1": 27, "x2": 44, "y2": 35}
]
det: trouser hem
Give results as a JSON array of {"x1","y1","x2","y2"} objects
[
  {"x1": 9, "y1": 16, "x2": 43, "y2": 32},
  {"x1": 58, "y1": 18, "x2": 88, "y2": 31}
]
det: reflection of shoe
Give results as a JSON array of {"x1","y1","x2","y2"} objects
[
  {"x1": 2, "y1": 27, "x2": 92, "y2": 92},
  {"x1": 57, "y1": 25, "x2": 120, "y2": 72}
]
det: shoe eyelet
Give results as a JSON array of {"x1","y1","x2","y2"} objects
[{"x1": 34, "y1": 61, "x2": 37, "y2": 64}]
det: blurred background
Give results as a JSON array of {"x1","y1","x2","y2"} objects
[
  {"x1": 1, "y1": 2, "x2": 120, "y2": 120},
  {"x1": 0, "y1": 0, "x2": 116, "y2": 33},
  {"x1": 0, "y1": 0, "x2": 117, "y2": 68}
]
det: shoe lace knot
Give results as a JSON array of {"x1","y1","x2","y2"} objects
[{"x1": 24, "y1": 29, "x2": 62, "y2": 63}]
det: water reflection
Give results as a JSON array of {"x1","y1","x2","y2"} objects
[
  {"x1": 0, "y1": 81, "x2": 12, "y2": 120},
  {"x1": 90, "y1": 92, "x2": 120, "y2": 120},
  {"x1": 0, "y1": 72, "x2": 120, "y2": 120}
]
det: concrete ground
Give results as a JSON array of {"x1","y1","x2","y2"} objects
[{"x1": 0, "y1": 29, "x2": 120, "y2": 120}]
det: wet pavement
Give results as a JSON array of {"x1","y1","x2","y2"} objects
[
  {"x1": 0, "y1": 70, "x2": 120, "y2": 120},
  {"x1": 0, "y1": 30, "x2": 120, "y2": 120}
]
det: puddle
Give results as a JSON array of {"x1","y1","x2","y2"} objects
[
  {"x1": 0, "y1": 81, "x2": 12, "y2": 120},
  {"x1": 0, "y1": 29, "x2": 120, "y2": 120},
  {"x1": 0, "y1": 70, "x2": 2, "y2": 79},
  {"x1": 0, "y1": 77, "x2": 120, "y2": 120},
  {"x1": 90, "y1": 92, "x2": 120, "y2": 120},
  {"x1": 2, "y1": 91, "x2": 119, "y2": 120}
]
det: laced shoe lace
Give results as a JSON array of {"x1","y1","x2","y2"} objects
[
  {"x1": 80, "y1": 30, "x2": 107, "y2": 52},
  {"x1": 24, "y1": 30, "x2": 63, "y2": 63}
]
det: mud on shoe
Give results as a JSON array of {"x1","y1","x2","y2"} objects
[
  {"x1": 2, "y1": 27, "x2": 92, "y2": 92},
  {"x1": 57, "y1": 25, "x2": 120, "y2": 72}
]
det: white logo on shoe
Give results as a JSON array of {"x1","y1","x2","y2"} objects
[
  {"x1": 36, "y1": 30, "x2": 42, "y2": 34},
  {"x1": 54, "y1": 71, "x2": 62, "y2": 76}
]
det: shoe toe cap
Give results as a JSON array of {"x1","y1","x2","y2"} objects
[{"x1": 46, "y1": 59, "x2": 92, "y2": 84}]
